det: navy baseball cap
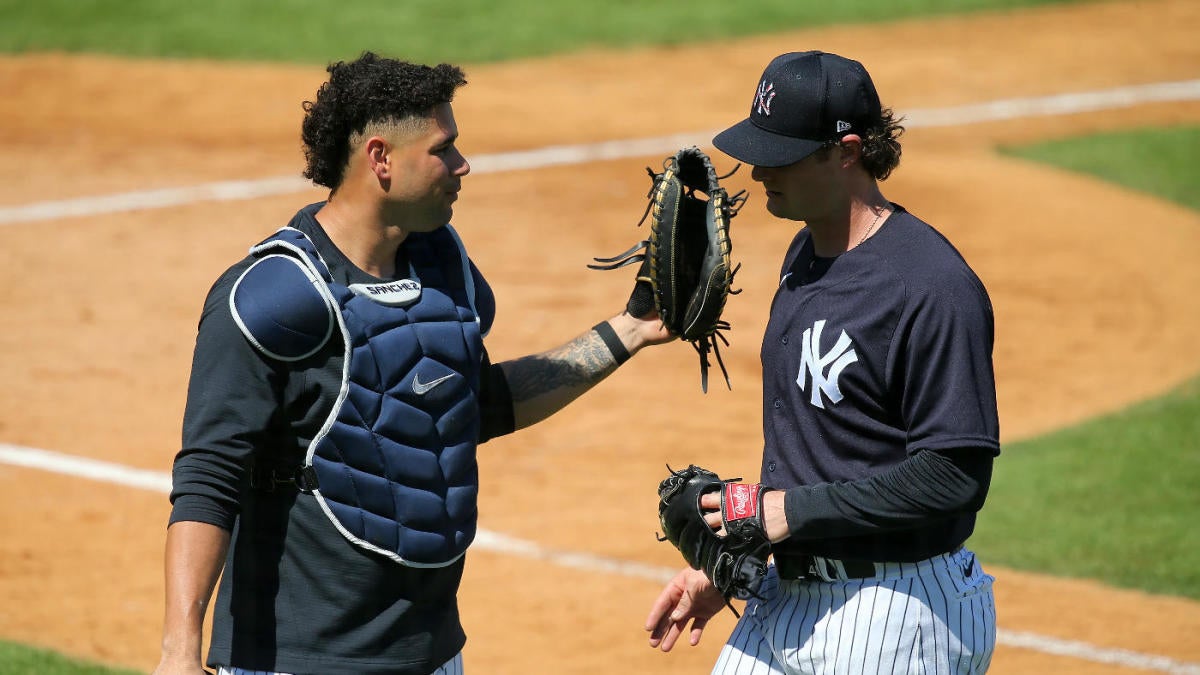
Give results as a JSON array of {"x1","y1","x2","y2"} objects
[{"x1": 713, "y1": 51, "x2": 883, "y2": 168}]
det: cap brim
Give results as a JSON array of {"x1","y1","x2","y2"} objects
[{"x1": 712, "y1": 118, "x2": 825, "y2": 168}]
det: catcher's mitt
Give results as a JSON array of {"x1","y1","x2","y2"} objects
[
  {"x1": 656, "y1": 464, "x2": 771, "y2": 610},
  {"x1": 589, "y1": 147, "x2": 746, "y2": 392}
]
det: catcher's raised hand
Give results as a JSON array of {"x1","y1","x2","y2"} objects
[{"x1": 603, "y1": 310, "x2": 674, "y2": 354}]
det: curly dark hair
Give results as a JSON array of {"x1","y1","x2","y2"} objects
[
  {"x1": 811, "y1": 107, "x2": 904, "y2": 181},
  {"x1": 859, "y1": 107, "x2": 905, "y2": 181},
  {"x1": 301, "y1": 52, "x2": 467, "y2": 189}
]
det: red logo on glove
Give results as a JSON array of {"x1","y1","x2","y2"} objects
[{"x1": 725, "y1": 483, "x2": 761, "y2": 521}]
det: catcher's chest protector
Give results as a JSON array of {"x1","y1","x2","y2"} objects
[{"x1": 234, "y1": 227, "x2": 488, "y2": 567}]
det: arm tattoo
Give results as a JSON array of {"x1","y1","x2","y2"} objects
[{"x1": 504, "y1": 331, "x2": 617, "y2": 404}]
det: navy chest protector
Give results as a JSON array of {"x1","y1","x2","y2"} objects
[{"x1": 229, "y1": 225, "x2": 494, "y2": 567}]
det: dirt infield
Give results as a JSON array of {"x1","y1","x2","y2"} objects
[{"x1": 1, "y1": 0, "x2": 1199, "y2": 673}]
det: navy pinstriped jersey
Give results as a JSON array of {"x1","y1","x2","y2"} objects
[{"x1": 761, "y1": 205, "x2": 1000, "y2": 561}]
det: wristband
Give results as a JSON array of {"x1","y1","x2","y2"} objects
[{"x1": 592, "y1": 321, "x2": 631, "y2": 365}]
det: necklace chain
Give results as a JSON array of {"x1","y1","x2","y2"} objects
[
  {"x1": 857, "y1": 207, "x2": 886, "y2": 246},
  {"x1": 808, "y1": 207, "x2": 888, "y2": 277}
]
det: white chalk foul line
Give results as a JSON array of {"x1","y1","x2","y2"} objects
[
  {"x1": 901, "y1": 78, "x2": 1200, "y2": 128},
  {"x1": 0, "y1": 443, "x2": 174, "y2": 493},
  {"x1": 999, "y1": 630, "x2": 1200, "y2": 675},
  {"x1": 2, "y1": 79, "x2": 1198, "y2": 226},
  {"x1": 3, "y1": 442, "x2": 1199, "y2": 673}
]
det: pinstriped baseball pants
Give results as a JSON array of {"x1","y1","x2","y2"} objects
[
  {"x1": 216, "y1": 651, "x2": 463, "y2": 675},
  {"x1": 713, "y1": 547, "x2": 996, "y2": 674}
]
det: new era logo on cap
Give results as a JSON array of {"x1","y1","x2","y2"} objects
[{"x1": 714, "y1": 51, "x2": 883, "y2": 167}]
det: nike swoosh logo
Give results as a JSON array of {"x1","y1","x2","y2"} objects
[{"x1": 412, "y1": 372, "x2": 454, "y2": 395}]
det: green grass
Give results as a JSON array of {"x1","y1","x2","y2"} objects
[
  {"x1": 1001, "y1": 126, "x2": 1200, "y2": 211},
  {"x1": 974, "y1": 125, "x2": 1200, "y2": 599},
  {"x1": 0, "y1": 641, "x2": 141, "y2": 675},
  {"x1": 971, "y1": 378, "x2": 1200, "y2": 599},
  {"x1": 0, "y1": 0, "x2": 1092, "y2": 65}
]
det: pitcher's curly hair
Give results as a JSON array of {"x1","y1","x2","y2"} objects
[
  {"x1": 858, "y1": 107, "x2": 905, "y2": 181},
  {"x1": 812, "y1": 107, "x2": 905, "y2": 181},
  {"x1": 301, "y1": 52, "x2": 467, "y2": 190}
]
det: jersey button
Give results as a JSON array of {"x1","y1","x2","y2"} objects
[
  {"x1": 768, "y1": 461, "x2": 777, "y2": 472},
  {"x1": 773, "y1": 398, "x2": 783, "y2": 409},
  {"x1": 781, "y1": 335, "x2": 789, "y2": 345}
]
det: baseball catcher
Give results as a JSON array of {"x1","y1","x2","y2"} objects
[
  {"x1": 589, "y1": 147, "x2": 746, "y2": 391},
  {"x1": 656, "y1": 464, "x2": 772, "y2": 612}
]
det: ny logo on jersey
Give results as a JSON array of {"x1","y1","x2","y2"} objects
[{"x1": 796, "y1": 320, "x2": 859, "y2": 409}]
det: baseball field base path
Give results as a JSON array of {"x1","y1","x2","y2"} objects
[{"x1": 0, "y1": 0, "x2": 1199, "y2": 673}]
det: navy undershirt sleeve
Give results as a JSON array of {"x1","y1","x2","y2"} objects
[
  {"x1": 782, "y1": 447, "x2": 993, "y2": 540},
  {"x1": 478, "y1": 357, "x2": 515, "y2": 442},
  {"x1": 170, "y1": 263, "x2": 280, "y2": 530}
]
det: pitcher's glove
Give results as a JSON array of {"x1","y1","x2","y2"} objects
[
  {"x1": 589, "y1": 147, "x2": 747, "y2": 391},
  {"x1": 656, "y1": 464, "x2": 771, "y2": 610}
]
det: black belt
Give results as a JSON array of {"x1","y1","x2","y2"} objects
[
  {"x1": 773, "y1": 545, "x2": 966, "y2": 582},
  {"x1": 773, "y1": 553, "x2": 878, "y2": 581}
]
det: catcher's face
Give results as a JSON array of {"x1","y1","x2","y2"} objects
[
  {"x1": 380, "y1": 103, "x2": 471, "y2": 231},
  {"x1": 751, "y1": 144, "x2": 851, "y2": 223}
]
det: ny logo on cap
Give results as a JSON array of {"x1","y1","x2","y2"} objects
[{"x1": 755, "y1": 80, "x2": 776, "y2": 116}]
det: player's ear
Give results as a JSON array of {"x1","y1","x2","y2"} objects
[
  {"x1": 837, "y1": 135, "x2": 863, "y2": 168},
  {"x1": 364, "y1": 136, "x2": 391, "y2": 180}
]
